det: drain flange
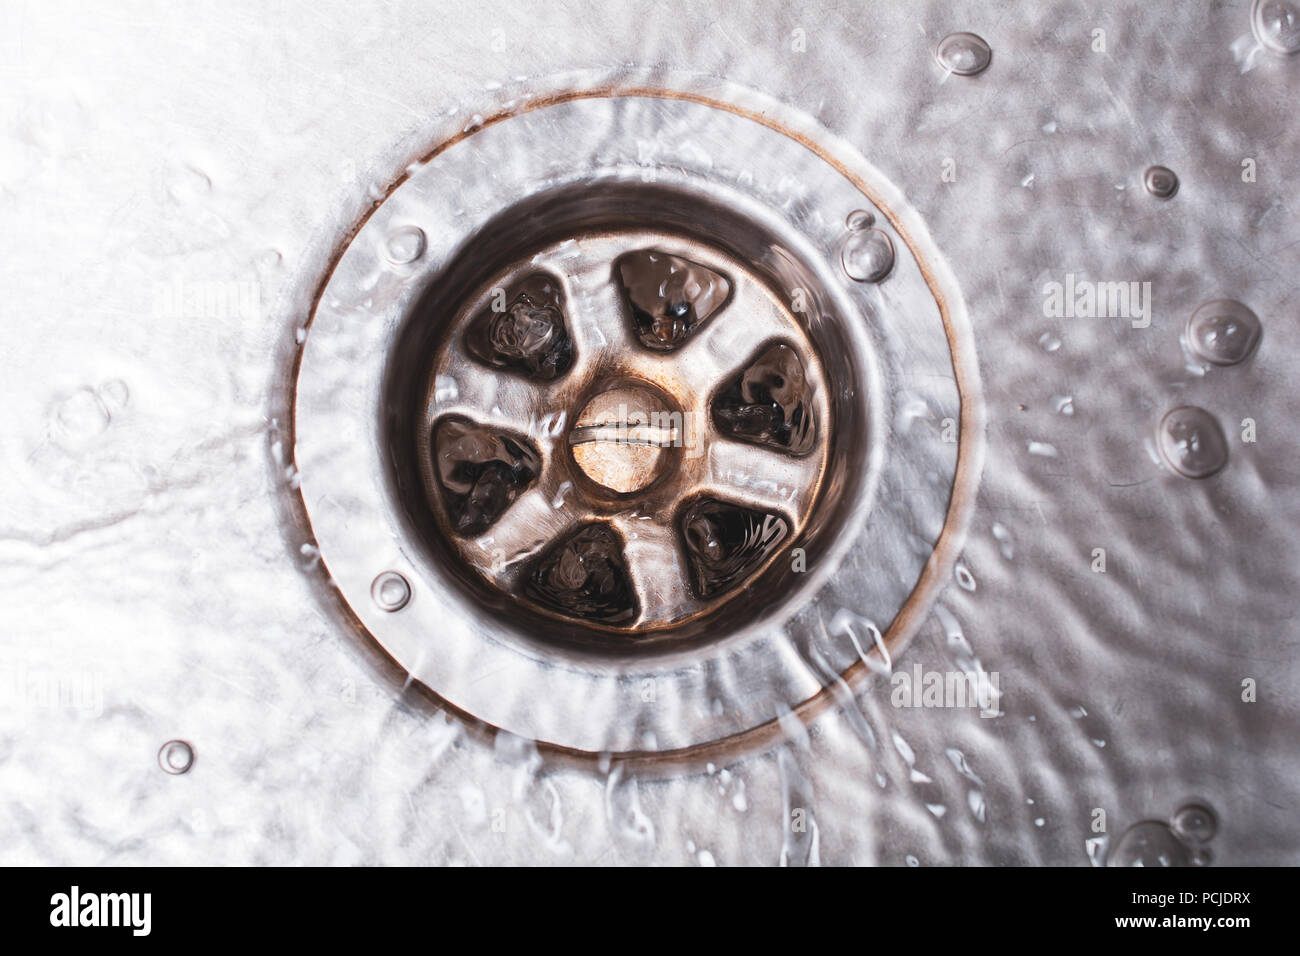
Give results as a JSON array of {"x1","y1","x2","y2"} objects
[{"x1": 292, "y1": 90, "x2": 980, "y2": 757}]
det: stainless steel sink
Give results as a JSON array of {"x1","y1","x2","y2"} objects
[{"x1": 2, "y1": 0, "x2": 1297, "y2": 866}]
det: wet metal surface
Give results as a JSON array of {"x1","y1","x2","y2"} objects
[
  {"x1": 2, "y1": 0, "x2": 1298, "y2": 866},
  {"x1": 294, "y1": 95, "x2": 969, "y2": 747}
]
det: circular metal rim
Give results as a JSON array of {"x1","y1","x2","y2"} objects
[{"x1": 289, "y1": 85, "x2": 985, "y2": 761}]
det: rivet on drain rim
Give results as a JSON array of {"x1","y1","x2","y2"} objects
[{"x1": 371, "y1": 571, "x2": 412, "y2": 611}]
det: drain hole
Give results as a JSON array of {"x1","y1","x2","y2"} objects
[
  {"x1": 681, "y1": 497, "x2": 790, "y2": 599},
  {"x1": 463, "y1": 272, "x2": 574, "y2": 381},
  {"x1": 384, "y1": 182, "x2": 856, "y2": 646},
  {"x1": 615, "y1": 249, "x2": 731, "y2": 351},
  {"x1": 524, "y1": 523, "x2": 637, "y2": 624},
  {"x1": 711, "y1": 342, "x2": 817, "y2": 455},
  {"x1": 432, "y1": 416, "x2": 542, "y2": 536}
]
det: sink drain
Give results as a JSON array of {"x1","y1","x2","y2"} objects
[
  {"x1": 292, "y1": 89, "x2": 982, "y2": 757},
  {"x1": 419, "y1": 228, "x2": 830, "y2": 637}
]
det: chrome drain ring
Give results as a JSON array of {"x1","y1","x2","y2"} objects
[{"x1": 292, "y1": 88, "x2": 983, "y2": 757}]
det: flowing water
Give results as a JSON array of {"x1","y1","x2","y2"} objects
[{"x1": 2, "y1": 0, "x2": 1298, "y2": 865}]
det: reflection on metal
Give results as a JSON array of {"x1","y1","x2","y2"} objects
[
  {"x1": 293, "y1": 91, "x2": 979, "y2": 756},
  {"x1": 424, "y1": 231, "x2": 828, "y2": 633}
]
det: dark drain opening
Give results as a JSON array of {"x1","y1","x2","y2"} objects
[{"x1": 382, "y1": 181, "x2": 871, "y2": 655}]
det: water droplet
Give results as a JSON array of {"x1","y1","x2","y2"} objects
[
  {"x1": 1027, "y1": 440, "x2": 1059, "y2": 458},
  {"x1": 550, "y1": 480, "x2": 573, "y2": 509},
  {"x1": 53, "y1": 388, "x2": 112, "y2": 442},
  {"x1": 1186, "y1": 299, "x2": 1262, "y2": 366},
  {"x1": 256, "y1": 247, "x2": 284, "y2": 270},
  {"x1": 165, "y1": 164, "x2": 212, "y2": 203},
  {"x1": 433, "y1": 374, "x2": 459, "y2": 403},
  {"x1": 1085, "y1": 835, "x2": 1110, "y2": 866},
  {"x1": 384, "y1": 225, "x2": 426, "y2": 265},
  {"x1": 1052, "y1": 394, "x2": 1075, "y2": 416},
  {"x1": 841, "y1": 228, "x2": 895, "y2": 282},
  {"x1": 905, "y1": 854, "x2": 920, "y2": 867},
  {"x1": 830, "y1": 609, "x2": 891, "y2": 674},
  {"x1": 1157, "y1": 406, "x2": 1228, "y2": 479},
  {"x1": 777, "y1": 748, "x2": 820, "y2": 866},
  {"x1": 1253, "y1": 0, "x2": 1300, "y2": 54},
  {"x1": 1108, "y1": 820, "x2": 1192, "y2": 867},
  {"x1": 1171, "y1": 803, "x2": 1218, "y2": 844},
  {"x1": 992, "y1": 522, "x2": 1015, "y2": 559},
  {"x1": 1143, "y1": 165, "x2": 1179, "y2": 199},
  {"x1": 845, "y1": 209, "x2": 875, "y2": 231},
  {"x1": 954, "y1": 562, "x2": 977, "y2": 591},
  {"x1": 158, "y1": 739, "x2": 195, "y2": 775},
  {"x1": 936, "y1": 32, "x2": 992, "y2": 76},
  {"x1": 371, "y1": 570, "x2": 411, "y2": 612},
  {"x1": 98, "y1": 379, "x2": 129, "y2": 412},
  {"x1": 1038, "y1": 331, "x2": 1061, "y2": 353},
  {"x1": 604, "y1": 764, "x2": 656, "y2": 850}
]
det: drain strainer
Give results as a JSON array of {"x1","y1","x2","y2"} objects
[
  {"x1": 420, "y1": 230, "x2": 830, "y2": 636},
  {"x1": 292, "y1": 90, "x2": 981, "y2": 757}
]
